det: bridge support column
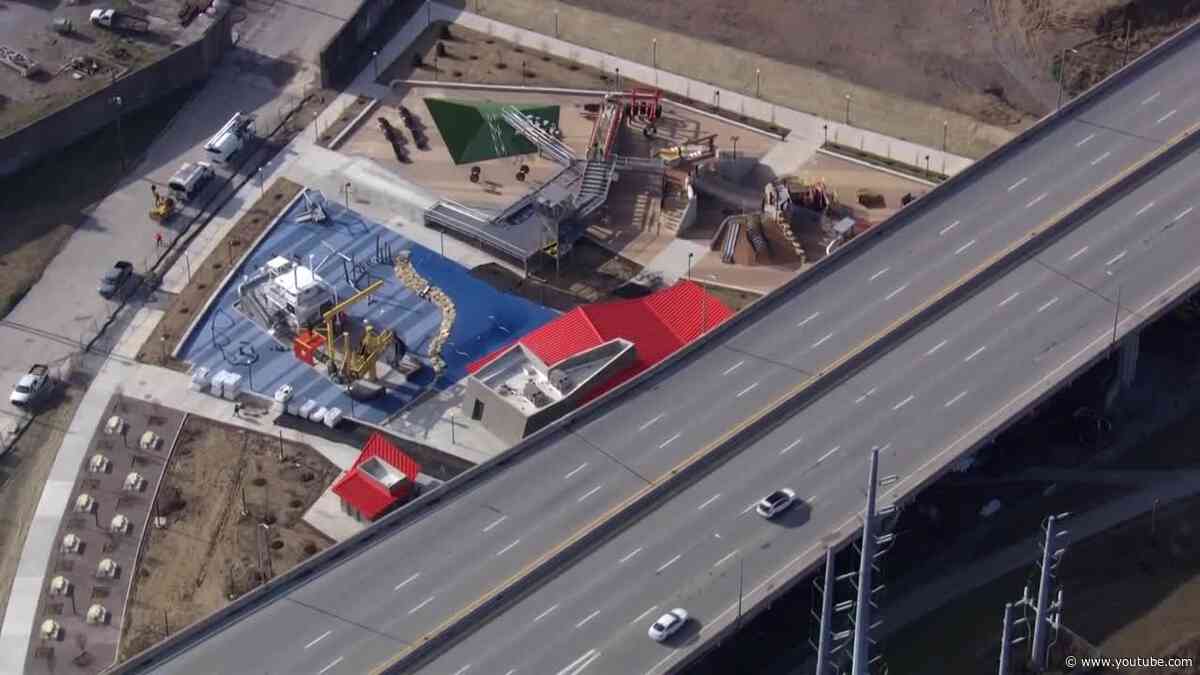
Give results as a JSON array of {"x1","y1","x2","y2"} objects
[{"x1": 1104, "y1": 330, "x2": 1140, "y2": 414}]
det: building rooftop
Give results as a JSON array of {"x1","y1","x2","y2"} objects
[{"x1": 331, "y1": 433, "x2": 423, "y2": 520}]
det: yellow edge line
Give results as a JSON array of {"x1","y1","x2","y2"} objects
[{"x1": 370, "y1": 121, "x2": 1200, "y2": 674}]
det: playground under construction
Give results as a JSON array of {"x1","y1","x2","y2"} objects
[{"x1": 175, "y1": 191, "x2": 556, "y2": 425}]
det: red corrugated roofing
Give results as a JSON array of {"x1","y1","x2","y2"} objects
[
  {"x1": 331, "y1": 433, "x2": 423, "y2": 520},
  {"x1": 467, "y1": 281, "x2": 733, "y2": 402}
]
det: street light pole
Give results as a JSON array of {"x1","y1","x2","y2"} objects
[
  {"x1": 687, "y1": 252, "x2": 693, "y2": 280},
  {"x1": 844, "y1": 93, "x2": 852, "y2": 125},
  {"x1": 112, "y1": 96, "x2": 126, "y2": 172},
  {"x1": 1057, "y1": 48, "x2": 1078, "y2": 110},
  {"x1": 554, "y1": 9, "x2": 559, "y2": 38},
  {"x1": 652, "y1": 38, "x2": 657, "y2": 87},
  {"x1": 755, "y1": 68, "x2": 761, "y2": 99}
]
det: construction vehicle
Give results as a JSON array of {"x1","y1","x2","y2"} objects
[
  {"x1": 89, "y1": 9, "x2": 149, "y2": 32},
  {"x1": 314, "y1": 279, "x2": 395, "y2": 385},
  {"x1": 149, "y1": 185, "x2": 176, "y2": 222},
  {"x1": 204, "y1": 112, "x2": 256, "y2": 165}
]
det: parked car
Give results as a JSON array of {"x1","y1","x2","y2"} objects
[
  {"x1": 756, "y1": 488, "x2": 797, "y2": 519},
  {"x1": 648, "y1": 608, "x2": 688, "y2": 642},
  {"x1": 10, "y1": 364, "x2": 50, "y2": 407},
  {"x1": 98, "y1": 261, "x2": 134, "y2": 297}
]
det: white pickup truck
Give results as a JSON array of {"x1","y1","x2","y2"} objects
[{"x1": 10, "y1": 364, "x2": 50, "y2": 407}]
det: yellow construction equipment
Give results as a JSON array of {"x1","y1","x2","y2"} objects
[
  {"x1": 149, "y1": 185, "x2": 176, "y2": 222},
  {"x1": 317, "y1": 280, "x2": 395, "y2": 383}
]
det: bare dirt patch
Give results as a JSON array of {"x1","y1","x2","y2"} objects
[
  {"x1": 118, "y1": 415, "x2": 338, "y2": 660},
  {"x1": 137, "y1": 178, "x2": 303, "y2": 372}
]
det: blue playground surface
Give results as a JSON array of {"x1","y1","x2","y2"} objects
[{"x1": 177, "y1": 193, "x2": 557, "y2": 425}]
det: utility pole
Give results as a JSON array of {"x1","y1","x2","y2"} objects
[
  {"x1": 850, "y1": 448, "x2": 879, "y2": 675},
  {"x1": 1030, "y1": 513, "x2": 1069, "y2": 669},
  {"x1": 815, "y1": 548, "x2": 836, "y2": 674}
]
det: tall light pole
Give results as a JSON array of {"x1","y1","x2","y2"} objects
[
  {"x1": 651, "y1": 38, "x2": 657, "y2": 87},
  {"x1": 111, "y1": 96, "x2": 126, "y2": 172},
  {"x1": 731, "y1": 135, "x2": 739, "y2": 160},
  {"x1": 687, "y1": 252, "x2": 693, "y2": 280},
  {"x1": 554, "y1": 8, "x2": 559, "y2": 38},
  {"x1": 372, "y1": 50, "x2": 379, "y2": 79},
  {"x1": 755, "y1": 68, "x2": 761, "y2": 98},
  {"x1": 844, "y1": 93, "x2": 852, "y2": 125},
  {"x1": 1057, "y1": 48, "x2": 1079, "y2": 110},
  {"x1": 942, "y1": 120, "x2": 949, "y2": 173}
]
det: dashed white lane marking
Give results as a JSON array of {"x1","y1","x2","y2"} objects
[
  {"x1": 879, "y1": 443, "x2": 892, "y2": 453},
  {"x1": 1091, "y1": 151, "x2": 1111, "y2": 166},
  {"x1": 945, "y1": 390, "x2": 968, "y2": 407},
  {"x1": 723, "y1": 360, "x2": 745, "y2": 375},
  {"x1": 854, "y1": 387, "x2": 877, "y2": 405},
  {"x1": 1025, "y1": 192, "x2": 1048, "y2": 209},
  {"x1": 1007, "y1": 177, "x2": 1028, "y2": 192},
  {"x1": 394, "y1": 573, "x2": 420, "y2": 591},
  {"x1": 1135, "y1": 202, "x2": 1156, "y2": 217},
  {"x1": 885, "y1": 283, "x2": 909, "y2": 301},
  {"x1": 1068, "y1": 245, "x2": 1089, "y2": 262},
  {"x1": 1156, "y1": 109, "x2": 1177, "y2": 125},
  {"x1": 482, "y1": 516, "x2": 507, "y2": 533},
  {"x1": 737, "y1": 382, "x2": 760, "y2": 397},
  {"x1": 892, "y1": 395, "x2": 914, "y2": 411},
  {"x1": 713, "y1": 550, "x2": 739, "y2": 568},
  {"x1": 1176, "y1": 207, "x2": 1194, "y2": 222},
  {"x1": 659, "y1": 433, "x2": 681, "y2": 449},
  {"x1": 632, "y1": 606, "x2": 660, "y2": 625},
  {"x1": 534, "y1": 604, "x2": 560, "y2": 623},
  {"x1": 1075, "y1": 133, "x2": 1096, "y2": 147},
  {"x1": 408, "y1": 596, "x2": 435, "y2": 614},
  {"x1": 656, "y1": 555, "x2": 682, "y2": 573},
  {"x1": 998, "y1": 291, "x2": 1020, "y2": 308},
  {"x1": 619, "y1": 547, "x2": 643, "y2": 564},
  {"x1": 556, "y1": 651, "x2": 600, "y2": 675},
  {"x1": 496, "y1": 539, "x2": 521, "y2": 556},
  {"x1": 639, "y1": 414, "x2": 664, "y2": 431},
  {"x1": 965, "y1": 345, "x2": 987, "y2": 362},
  {"x1": 869, "y1": 267, "x2": 890, "y2": 281},
  {"x1": 451, "y1": 666, "x2": 471, "y2": 675},
  {"x1": 742, "y1": 502, "x2": 759, "y2": 514},
  {"x1": 955, "y1": 239, "x2": 976, "y2": 255},
  {"x1": 940, "y1": 220, "x2": 960, "y2": 236},
  {"x1": 925, "y1": 339, "x2": 947, "y2": 357},
  {"x1": 578, "y1": 485, "x2": 603, "y2": 502},
  {"x1": 796, "y1": 311, "x2": 821, "y2": 327},
  {"x1": 1107, "y1": 251, "x2": 1127, "y2": 266},
  {"x1": 564, "y1": 463, "x2": 589, "y2": 480},
  {"x1": 505, "y1": 669, "x2": 518, "y2": 675},
  {"x1": 575, "y1": 610, "x2": 602, "y2": 629},
  {"x1": 1038, "y1": 297, "x2": 1059, "y2": 313},
  {"x1": 305, "y1": 631, "x2": 331, "y2": 649},
  {"x1": 780, "y1": 438, "x2": 804, "y2": 455},
  {"x1": 817, "y1": 445, "x2": 840, "y2": 463},
  {"x1": 1142, "y1": 91, "x2": 1161, "y2": 105},
  {"x1": 698, "y1": 493, "x2": 722, "y2": 510},
  {"x1": 812, "y1": 332, "x2": 835, "y2": 348},
  {"x1": 318, "y1": 657, "x2": 344, "y2": 674}
]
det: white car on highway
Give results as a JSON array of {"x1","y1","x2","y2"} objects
[
  {"x1": 648, "y1": 608, "x2": 688, "y2": 642},
  {"x1": 756, "y1": 488, "x2": 797, "y2": 518}
]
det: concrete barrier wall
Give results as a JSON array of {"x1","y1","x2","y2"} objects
[
  {"x1": 318, "y1": 0, "x2": 425, "y2": 89},
  {"x1": 107, "y1": 15, "x2": 1200, "y2": 675},
  {"x1": 0, "y1": 12, "x2": 233, "y2": 178}
]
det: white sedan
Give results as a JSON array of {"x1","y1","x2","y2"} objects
[
  {"x1": 648, "y1": 608, "x2": 689, "y2": 642},
  {"x1": 756, "y1": 488, "x2": 797, "y2": 518}
]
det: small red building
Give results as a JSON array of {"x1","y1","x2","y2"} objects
[{"x1": 331, "y1": 433, "x2": 422, "y2": 522}]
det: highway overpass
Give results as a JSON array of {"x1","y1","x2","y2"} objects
[{"x1": 110, "y1": 19, "x2": 1200, "y2": 675}]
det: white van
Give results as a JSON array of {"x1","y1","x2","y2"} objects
[{"x1": 168, "y1": 162, "x2": 214, "y2": 202}]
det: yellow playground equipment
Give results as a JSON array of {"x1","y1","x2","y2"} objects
[
  {"x1": 317, "y1": 279, "x2": 395, "y2": 383},
  {"x1": 149, "y1": 185, "x2": 176, "y2": 222}
]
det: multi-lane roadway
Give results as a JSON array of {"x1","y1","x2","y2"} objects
[{"x1": 123, "y1": 24, "x2": 1200, "y2": 675}]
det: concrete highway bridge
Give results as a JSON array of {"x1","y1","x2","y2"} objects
[{"x1": 110, "y1": 20, "x2": 1200, "y2": 675}]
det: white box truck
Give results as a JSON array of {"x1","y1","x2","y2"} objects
[{"x1": 204, "y1": 112, "x2": 256, "y2": 165}]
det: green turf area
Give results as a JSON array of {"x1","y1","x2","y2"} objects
[{"x1": 424, "y1": 98, "x2": 560, "y2": 164}]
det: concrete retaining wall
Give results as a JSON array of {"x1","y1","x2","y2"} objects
[
  {"x1": 0, "y1": 12, "x2": 233, "y2": 178},
  {"x1": 318, "y1": 0, "x2": 425, "y2": 89}
]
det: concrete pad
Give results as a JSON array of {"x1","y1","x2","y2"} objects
[
  {"x1": 643, "y1": 238, "x2": 714, "y2": 284},
  {"x1": 387, "y1": 383, "x2": 509, "y2": 464},
  {"x1": 303, "y1": 488, "x2": 367, "y2": 542},
  {"x1": 114, "y1": 307, "x2": 166, "y2": 361}
]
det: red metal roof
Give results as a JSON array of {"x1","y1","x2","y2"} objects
[
  {"x1": 331, "y1": 433, "x2": 423, "y2": 520},
  {"x1": 468, "y1": 281, "x2": 733, "y2": 402}
]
